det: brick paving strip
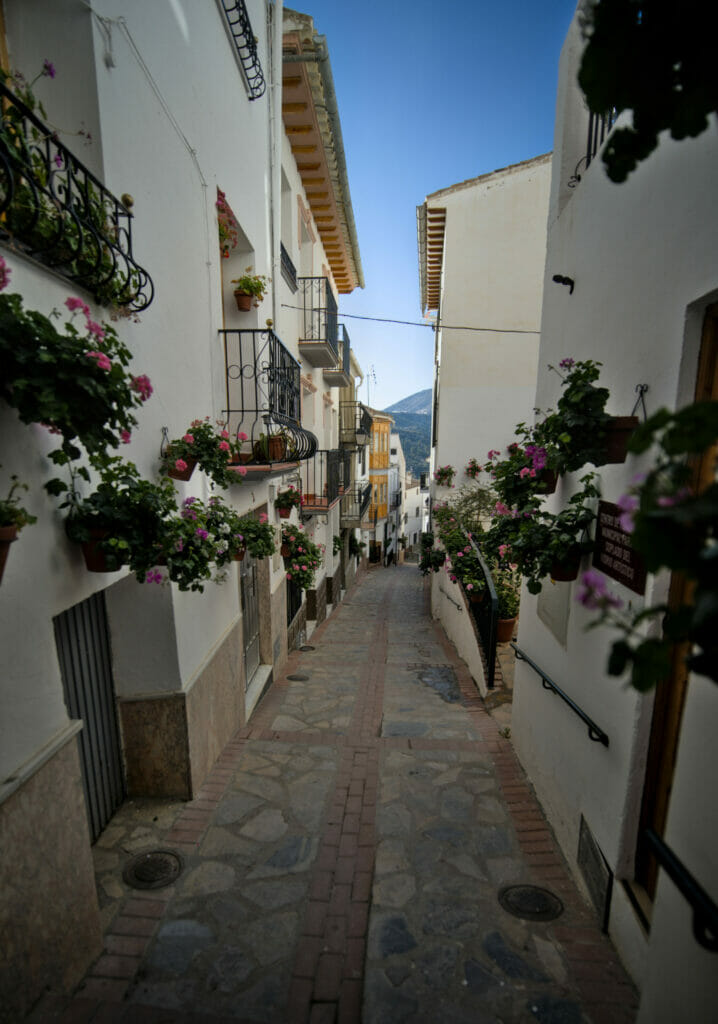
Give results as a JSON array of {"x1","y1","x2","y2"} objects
[{"x1": 42, "y1": 568, "x2": 639, "y2": 1023}]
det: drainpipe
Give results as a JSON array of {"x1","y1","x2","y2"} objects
[{"x1": 269, "y1": 0, "x2": 283, "y2": 327}]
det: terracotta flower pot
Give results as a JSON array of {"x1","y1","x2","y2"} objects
[
  {"x1": 599, "y1": 416, "x2": 639, "y2": 465},
  {"x1": 281, "y1": 543, "x2": 291, "y2": 557},
  {"x1": 549, "y1": 546, "x2": 582, "y2": 582},
  {"x1": 81, "y1": 528, "x2": 115, "y2": 573},
  {"x1": 233, "y1": 546, "x2": 246, "y2": 562},
  {"x1": 0, "y1": 525, "x2": 18, "y2": 584},
  {"x1": 278, "y1": 507, "x2": 291, "y2": 519},
  {"x1": 538, "y1": 468, "x2": 558, "y2": 494},
  {"x1": 167, "y1": 457, "x2": 197, "y2": 481},
  {"x1": 234, "y1": 290, "x2": 253, "y2": 312},
  {"x1": 497, "y1": 616, "x2": 517, "y2": 643}
]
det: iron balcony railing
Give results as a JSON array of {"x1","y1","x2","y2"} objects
[
  {"x1": 340, "y1": 401, "x2": 373, "y2": 448},
  {"x1": 335, "y1": 323, "x2": 351, "y2": 374},
  {"x1": 218, "y1": 0, "x2": 266, "y2": 100},
  {"x1": 569, "y1": 108, "x2": 619, "y2": 187},
  {"x1": 280, "y1": 242, "x2": 298, "y2": 292},
  {"x1": 301, "y1": 448, "x2": 350, "y2": 510},
  {"x1": 220, "y1": 328, "x2": 317, "y2": 462},
  {"x1": 341, "y1": 483, "x2": 372, "y2": 525},
  {"x1": 298, "y1": 276, "x2": 338, "y2": 355},
  {"x1": 391, "y1": 490, "x2": 402, "y2": 510},
  {"x1": 0, "y1": 81, "x2": 154, "y2": 311}
]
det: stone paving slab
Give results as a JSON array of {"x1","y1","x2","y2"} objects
[{"x1": 34, "y1": 564, "x2": 639, "y2": 1024}]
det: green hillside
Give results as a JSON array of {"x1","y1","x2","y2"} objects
[{"x1": 389, "y1": 411, "x2": 431, "y2": 480}]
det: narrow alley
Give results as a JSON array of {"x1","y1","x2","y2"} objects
[{"x1": 43, "y1": 565, "x2": 638, "y2": 1024}]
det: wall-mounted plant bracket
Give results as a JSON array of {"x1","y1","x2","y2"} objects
[{"x1": 631, "y1": 384, "x2": 649, "y2": 422}]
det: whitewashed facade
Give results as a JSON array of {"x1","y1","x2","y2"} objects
[
  {"x1": 511, "y1": 9, "x2": 718, "y2": 1022},
  {"x1": 0, "y1": 2, "x2": 364, "y2": 1014}
]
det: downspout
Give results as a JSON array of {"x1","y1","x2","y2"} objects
[{"x1": 269, "y1": 0, "x2": 283, "y2": 327}]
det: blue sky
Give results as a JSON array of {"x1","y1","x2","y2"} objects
[{"x1": 300, "y1": 0, "x2": 578, "y2": 410}]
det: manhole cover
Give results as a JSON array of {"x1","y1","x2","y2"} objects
[
  {"x1": 123, "y1": 849, "x2": 183, "y2": 890},
  {"x1": 300, "y1": 645, "x2": 316, "y2": 652},
  {"x1": 287, "y1": 673, "x2": 310, "y2": 681},
  {"x1": 498, "y1": 885, "x2": 564, "y2": 921}
]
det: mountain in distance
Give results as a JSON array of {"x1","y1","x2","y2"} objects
[
  {"x1": 385, "y1": 388, "x2": 432, "y2": 416},
  {"x1": 381, "y1": 389, "x2": 432, "y2": 479}
]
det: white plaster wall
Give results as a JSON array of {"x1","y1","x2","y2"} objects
[
  {"x1": 430, "y1": 569, "x2": 487, "y2": 695},
  {"x1": 432, "y1": 156, "x2": 550, "y2": 485},
  {"x1": 510, "y1": 9, "x2": 718, "y2": 1008},
  {"x1": 0, "y1": 0, "x2": 353, "y2": 778}
]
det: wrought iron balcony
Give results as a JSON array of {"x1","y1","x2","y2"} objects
[
  {"x1": 0, "y1": 81, "x2": 154, "y2": 311},
  {"x1": 300, "y1": 448, "x2": 350, "y2": 513},
  {"x1": 340, "y1": 401, "x2": 372, "y2": 449},
  {"x1": 323, "y1": 323, "x2": 352, "y2": 388},
  {"x1": 218, "y1": 0, "x2": 266, "y2": 100},
  {"x1": 220, "y1": 328, "x2": 317, "y2": 469},
  {"x1": 280, "y1": 242, "x2": 298, "y2": 292},
  {"x1": 568, "y1": 109, "x2": 619, "y2": 187},
  {"x1": 341, "y1": 483, "x2": 372, "y2": 527},
  {"x1": 297, "y1": 276, "x2": 338, "y2": 367},
  {"x1": 391, "y1": 491, "x2": 402, "y2": 510}
]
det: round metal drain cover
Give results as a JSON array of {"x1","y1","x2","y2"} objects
[
  {"x1": 287, "y1": 673, "x2": 310, "y2": 681},
  {"x1": 300, "y1": 645, "x2": 316, "y2": 652},
  {"x1": 498, "y1": 885, "x2": 564, "y2": 922},
  {"x1": 123, "y1": 849, "x2": 184, "y2": 890}
]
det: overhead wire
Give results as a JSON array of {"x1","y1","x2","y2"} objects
[{"x1": 280, "y1": 304, "x2": 540, "y2": 333}]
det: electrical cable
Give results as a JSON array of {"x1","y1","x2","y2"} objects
[{"x1": 280, "y1": 304, "x2": 540, "y2": 333}]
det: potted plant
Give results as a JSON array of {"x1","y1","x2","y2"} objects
[
  {"x1": 0, "y1": 472, "x2": 36, "y2": 584},
  {"x1": 275, "y1": 485, "x2": 302, "y2": 518},
  {"x1": 159, "y1": 497, "x2": 230, "y2": 591},
  {"x1": 465, "y1": 457, "x2": 483, "y2": 480},
  {"x1": 433, "y1": 464, "x2": 456, "y2": 487},
  {"x1": 160, "y1": 418, "x2": 235, "y2": 488},
  {"x1": 235, "y1": 511, "x2": 275, "y2": 559},
  {"x1": 231, "y1": 267, "x2": 270, "y2": 311},
  {"x1": 348, "y1": 533, "x2": 366, "y2": 561},
  {"x1": 281, "y1": 525, "x2": 323, "y2": 590},
  {"x1": 253, "y1": 432, "x2": 286, "y2": 463},
  {"x1": 493, "y1": 561, "x2": 521, "y2": 642},
  {"x1": 61, "y1": 457, "x2": 176, "y2": 575}
]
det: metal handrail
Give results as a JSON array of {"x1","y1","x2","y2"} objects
[
  {"x1": 467, "y1": 536, "x2": 499, "y2": 690},
  {"x1": 0, "y1": 81, "x2": 154, "y2": 310},
  {"x1": 510, "y1": 643, "x2": 609, "y2": 746},
  {"x1": 644, "y1": 829, "x2": 718, "y2": 952}
]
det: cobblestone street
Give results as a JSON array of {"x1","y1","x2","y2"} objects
[{"x1": 37, "y1": 564, "x2": 638, "y2": 1023}]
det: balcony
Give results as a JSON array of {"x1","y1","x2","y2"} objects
[
  {"x1": 0, "y1": 81, "x2": 154, "y2": 311},
  {"x1": 340, "y1": 401, "x2": 372, "y2": 449},
  {"x1": 218, "y1": 0, "x2": 266, "y2": 100},
  {"x1": 340, "y1": 483, "x2": 372, "y2": 527},
  {"x1": 297, "y1": 276, "x2": 339, "y2": 367},
  {"x1": 300, "y1": 448, "x2": 351, "y2": 514},
  {"x1": 569, "y1": 109, "x2": 619, "y2": 187},
  {"x1": 323, "y1": 324, "x2": 352, "y2": 388},
  {"x1": 220, "y1": 328, "x2": 317, "y2": 475}
]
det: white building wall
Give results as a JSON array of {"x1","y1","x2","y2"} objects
[
  {"x1": 511, "y1": 10, "x2": 718, "y2": 1014},
  {"x1": 430, "y1": 155, "x2": 551, "y2": 499}
]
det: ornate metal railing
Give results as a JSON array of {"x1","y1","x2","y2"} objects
[
  {"x1": 218, "y1": 0, "x2": 266, "y2": 100},
  {"x1": 568, "y1": 108, "x2": 619, "y2": 187},
  {"x1": 220, "y1": 328, "x2": 317, "y2": 462},
  {"x1": 467, "y1": 535, "x2": 499, "y2": 690},
  {"x1": 280, "y1": 242, "x2": 298, "y2": 292},
  {"x1": 298, "y1": 276, "x2": 338, "y2": 354},
  {"x1": 340, "y1": 401, "x2": 372, "y2": 448},
  {"x1": 0, "y1": 81, "x2": 154, "y2": 311},
  {"x1": 341, "y1": 482, "x2": 372, "y2": 525},
  {"x1": 336, "y1": 323, "x2": 350, "y2": 374},
  {"x1": 511, "y1": 643, "x2": 610, "y2": 745},
  {"x1": 644, "y1": 829, "x2": 718, "y2": 952},
  {"x1": 301, "y1": 448, "x2": 346, "y2": 510}
]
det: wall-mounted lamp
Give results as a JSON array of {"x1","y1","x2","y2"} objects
[
  {"x1": 552, "y1": 274, "x2": 575, "y2": 294},
  {"x1": 355, "y1": 427, "x2": 369, "y2": 446}
]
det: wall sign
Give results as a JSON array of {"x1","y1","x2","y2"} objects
[{"x1": 592, "y1": 500, "x2": 647, "y2": 595}]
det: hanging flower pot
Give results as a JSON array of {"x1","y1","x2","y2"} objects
[
  {"x1": 167, "y1": 457, "x2": 197, "y2": 482},
  {"x1": 0, "y1": 525, "x2": 18, "y2": 584},
  {"x1": 233, "y1": 545, "x2": 246, "y2": 562},
  {"x1": 80, "y1": 528, "x2": 115, "y2": 573},
  {"x1": 598, "y1": 416, "x2": 639, "y2": 465},
  {"x1": 497, "y1": 616, "x2": 517, "y2": 643},
  {"x1": 278, "y1": 507, "x2": 291, "y2": 519},
  {"x1": 234, "y1": 290, "x2": 253, "y2": 312},
  {"x1": 549, "y1": 545, "x2": 583, "y2": 582},
  {"x1": 538, "y1": 468, "x2": 558, "y2": 494},
  {"x1": 281, "y1": 542, "x2": 291, "y2": 558}
]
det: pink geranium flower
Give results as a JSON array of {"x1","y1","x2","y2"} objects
[
  {"x1": 175, "y1": 459, "x2": 188, "y2": 472},
  {"x1": 120, "y1": 429, "x2": 131, "y2": 444},
  {"x1": 86, "y1": 319, "x2": 105, "y2": 341},
  {"x1": 130, "y1": 374, "x2": 153, "y2": 401},
  {"x1": 219, "y1": 441, "x2": 230, "y2": 451},
  {"x1": 86, "y1": 350, "x2": 111, "y2": 371},
  {"x1": 183, "y1": 434, "x2": 194, "y2": 444},
  {"x1": 0, "y1": 255, "x2": 11, "y2": 292},
  {"x1": 66, "y1": 296, "x2": 90, "y2": 315}
]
